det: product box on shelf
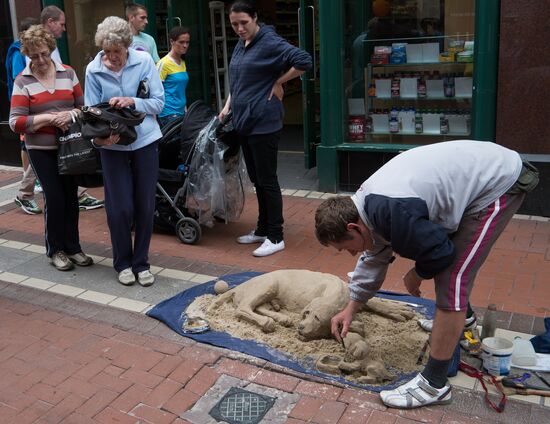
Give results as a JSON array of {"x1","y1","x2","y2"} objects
[
  {"x1": 405, "y1": 42, "x2": 440, "y2": 63},
  {"x1": 371, "y1": 45, "x2": 391, "y2": 64}
]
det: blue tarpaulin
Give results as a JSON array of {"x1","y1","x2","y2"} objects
[{"x1": 147, "y1": 272, "x2": 441, "y2": 392}]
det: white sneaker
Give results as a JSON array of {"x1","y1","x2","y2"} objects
[
  {"x1": 118, "y1": 268, "x2": 135, "y2": 286},
  {"x1": 252, "y1": 239, "x2": 285, "y2": 257},
  {"x1": 380, "y1": 373, "x2": 452, "y2": 409},
  {"x1": 419, "y1": 315, "x2": 477, "y2": 332},
  {"x1": 137, "y1": 270, "x2": 155, "y2": 287},
  {"x1": 237, "y1": 230, "x2": 267, "y2": 244}
]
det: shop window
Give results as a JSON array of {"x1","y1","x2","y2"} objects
[{"x1": 344, "y1": 0, "x2": 475, "y2": 146}]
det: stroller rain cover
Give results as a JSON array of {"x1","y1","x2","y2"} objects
[{"x1": 186, "y1": 116, "x2": 251, "y2": 227}]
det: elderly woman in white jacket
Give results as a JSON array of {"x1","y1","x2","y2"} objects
[{"x1": 85, "y1": 16, "x2": 164, "y2": 287}]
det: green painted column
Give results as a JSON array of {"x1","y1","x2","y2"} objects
[
  {"x1": 142, "y1": 0, "x2": 157, "y2": 37},
  {"x1": 317, "y1": 0, "x2": 345, "y2": 193},
  {"x1": 42, "y1": 0, "x2": 69, "y2": 64},
  {"x1": 471, "y1": 0, "x2": 500, "y2": 141}
]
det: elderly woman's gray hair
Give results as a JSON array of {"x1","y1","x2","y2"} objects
[{"x1": 94, "y1": 16, "x2": 132, "y2": 48}]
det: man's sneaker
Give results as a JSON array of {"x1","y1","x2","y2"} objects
[
  {"x1": 34, "y1": 180, "x2": 43, "y2": 193},
  {"x1": 237, "y1": 230, "x2": 267, "y2": 244},
  {"x1": 137, "y1": 270, "x2": 155, "y2": 287},
  {"x1": 67, "y1": 252, "x2": 93, "y2": 267},
  {"x1": 253, "y1": 239, "x2": 285, "y2": 257},
  {"x1": 380, "y1": 373, "x2": 452, "y2": 409},
  {"x1": 14, "y1": 197, "x2": 42, "y2": 215},
  {"x1": 118, "y1": 268, "x2": 135, "y2": 286},
  {"x1": 419, "y1": 314, "x2": 477, "y2": 333},
  {"x1": 50, "y1": 251, "x2": 75, "y2": 271},
  {"x1": 78, "y1": 193, "x2": 104, "y2": 211}
]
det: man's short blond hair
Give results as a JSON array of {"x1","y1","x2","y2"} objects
[
  {"x1": 126, "y1": 3, "x2": 147, "y2": 19},
  {"x1": 20, "y1": 25, "x2": 56, "y2": 56},
  {"x1": 315, "y1": 196, "x2": 358, "y2": 245}
]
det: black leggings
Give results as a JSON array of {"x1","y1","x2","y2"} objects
[
  {"x1": 27, "y1": 149, "x2": 81, "y2": 257},
  {"x1": 240, "y1": 131, "x2": 283, "y2": 242}
]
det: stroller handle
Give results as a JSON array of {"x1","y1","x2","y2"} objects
[{"x1": 218, "y1": 111, "x2": 232, "y2": 127}]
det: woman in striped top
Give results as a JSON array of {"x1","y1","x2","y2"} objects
[{"x1": 9, "y1": 25, "x2": 93, "y2": 272}]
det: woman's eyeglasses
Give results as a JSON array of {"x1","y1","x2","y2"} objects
[{"x1": 28, "y1": 52, "x2": 52, "y2": 61}]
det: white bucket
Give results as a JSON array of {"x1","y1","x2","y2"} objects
[{"x1": 481, "y1": 337, "x2": 514, "y2": 376}]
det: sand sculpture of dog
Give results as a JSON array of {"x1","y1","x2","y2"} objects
[{"x1": 208, "y1": 269, "x2": 415, "y2": 341}]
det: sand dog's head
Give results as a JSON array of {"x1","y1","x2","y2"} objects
[{"x1": 297, "y1": 297, "x2": 340, "y2": 340}]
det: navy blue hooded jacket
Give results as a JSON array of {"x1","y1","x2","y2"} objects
[{"x1": 228, "y1": 25, "x2": 312, "y2": 136}]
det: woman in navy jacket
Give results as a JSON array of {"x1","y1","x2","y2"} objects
[{"x1": 219, "y1": 1, "x2": 312, "y2": 257}]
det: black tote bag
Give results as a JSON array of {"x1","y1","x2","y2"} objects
[{"x1": 57, "y1": 111, "x2": 99, "y2": 175}]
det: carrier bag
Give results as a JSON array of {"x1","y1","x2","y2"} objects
[
  {"x1": 57, "y1": 111, "x2": 98, "y2": 175},
  {"x1": 80, "y1": 102, "x2": 146, "y2": 146}
]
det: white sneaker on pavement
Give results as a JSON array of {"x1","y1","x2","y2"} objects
[
  {"x1": 137, "y1": 270, "x2": 155, "y2": 287},
  {"x1": 118, "y1": 268, "x2": 135, "y2": 286},
  {"x1": 237, "y1": 230, "x2": 267, "y2": 244},
  {"x1": 418, "y1": 315, "x2": 477, "y2": 332},
  {"x1": 380, "y1": 373, "x2": 452, "y2": 409},
  {"x1": 252, "y1": 239, "x2": 285, "y2": 257}
]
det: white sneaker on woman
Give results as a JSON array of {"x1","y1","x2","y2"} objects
[
  {"x1": 252, "y1": 239, "x2": 285, "y2": 257},
  {"x1": 118, "y1": 268, "x2": 135, "y2": 286},
  {"x1": 137, "y1": 270, "x2": 155, "y2": 287},
  {"x1": 237, "y1": 230, "x2": 267, "y2": 244}
]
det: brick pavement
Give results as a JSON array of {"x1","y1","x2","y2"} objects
[
  {"x1": 1, "y1": 284, "x2": 548, "y2": 423},
  {"x1": 1, "y1": 166, "x2": 550, "y2": 422}
]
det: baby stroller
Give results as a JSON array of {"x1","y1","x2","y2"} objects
[{"x1": 154, "y1": 100, "x2": 244, "y2": 244}]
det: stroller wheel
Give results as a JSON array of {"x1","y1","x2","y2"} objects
[{"x1": 176, "y1": 217, "x2": 201, "y2": 244}]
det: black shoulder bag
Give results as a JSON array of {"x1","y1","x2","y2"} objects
[{"x1": 80, "y1": 103, "x2": 146, "y2": 146}]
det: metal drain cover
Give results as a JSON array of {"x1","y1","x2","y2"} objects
[{"x1": 209, "y1": 387, "x2": 276, "y2": 424}]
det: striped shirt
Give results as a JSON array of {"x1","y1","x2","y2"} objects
[{"x1": 9, "y1": 61, "x2": 83, "y2": 150}]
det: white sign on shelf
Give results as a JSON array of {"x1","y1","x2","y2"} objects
[{"x1": 455, "y1": 77, "x2": 473, "y2": 98}]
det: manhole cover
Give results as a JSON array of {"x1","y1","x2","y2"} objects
[{"x1": 209, "y1": 387, "x2": 277, "y2": 424}]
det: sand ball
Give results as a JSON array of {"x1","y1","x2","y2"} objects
[{"x1": 214, "y1": 279, "x2": 229, "y2": 294}]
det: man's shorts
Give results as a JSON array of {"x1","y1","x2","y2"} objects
[{"x1": 434, "y1": 161, "x2": 538, "y2": 311}]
